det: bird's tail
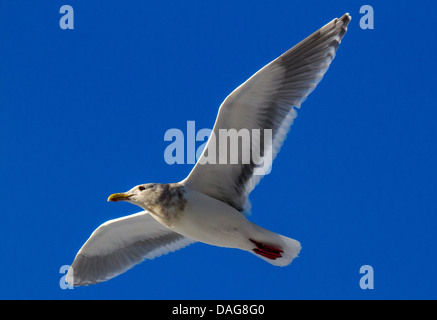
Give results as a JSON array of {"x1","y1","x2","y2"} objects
[{"x1": 246, "y1": 223, "x2": 301, "y2": 266}]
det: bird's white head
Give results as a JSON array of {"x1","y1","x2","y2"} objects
[{"x1": 107, "y1": 183, "x2": 159, "y2": 209}]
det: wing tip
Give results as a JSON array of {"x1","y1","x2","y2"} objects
[
  {"x1": 340, "y1": 13, "x2": 352, "y2": 25},
  {"x1": 334, "y1": 13, "x2": 352, "y2": 43}
]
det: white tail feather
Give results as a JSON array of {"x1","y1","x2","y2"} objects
[
  {"x1": 245, "y1": 222, "x2": 301, "y2": 266},
  {"x1": 251, "y1": 234, "x2": 301, "y2": 266}
]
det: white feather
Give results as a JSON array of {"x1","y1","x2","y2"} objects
[{"x1": 67, "y1": 211, "x2": 195, "y2": 286}]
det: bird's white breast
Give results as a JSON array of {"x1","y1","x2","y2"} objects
[{"x1": 168, "y1": 187, "x2": 253, "y2": 250}]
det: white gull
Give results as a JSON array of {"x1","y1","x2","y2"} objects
[{"x1": 67, "y1": 13, "x2": 351, "y2": 286}]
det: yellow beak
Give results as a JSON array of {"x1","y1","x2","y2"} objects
[{"x1": 107, "y1": 193, "x2": 132, "y2": 202}]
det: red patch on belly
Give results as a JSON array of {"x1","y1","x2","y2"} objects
[{"x1": 250, "y1": 239, "x2": 283, "y2": 260}]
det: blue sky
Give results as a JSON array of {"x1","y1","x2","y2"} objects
[{"x1": 1, "y1": 1, "x2": 436, "y2": 299}]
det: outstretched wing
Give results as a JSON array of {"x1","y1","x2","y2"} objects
[
  {"x1": 67, "y1": 211, "x2": 196, "y2": 286},
  {"x1": 184, "y1": 14, "x2": 351, "y2": 212}
]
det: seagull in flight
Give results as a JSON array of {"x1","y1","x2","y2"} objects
[{"x1": 67, "y1": 13, "x2": 351, "y2": 286}]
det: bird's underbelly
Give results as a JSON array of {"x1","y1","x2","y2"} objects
[{"x1": 169, "y1": 189, "x2": 252, "y2": 250}]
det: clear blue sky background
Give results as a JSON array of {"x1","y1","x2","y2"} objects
[{"x1": 1, "y1": 1, "x2": 436, "y2": 299}]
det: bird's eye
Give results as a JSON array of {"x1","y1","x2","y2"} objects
[{"x1": 138, "y1": 186, "x2": 146, "y2": 191}]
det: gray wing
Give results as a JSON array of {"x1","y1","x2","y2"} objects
[
  {"x1": 184, "y1": 14, "x2": 351, "y2": 213},
  {"x1": 66, "y1": 211, "x2": 196, "y2": 286}
]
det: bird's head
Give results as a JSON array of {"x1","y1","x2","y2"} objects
[{"x1": 107, "y1": 183, "x2": 158, "y2": 208}]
